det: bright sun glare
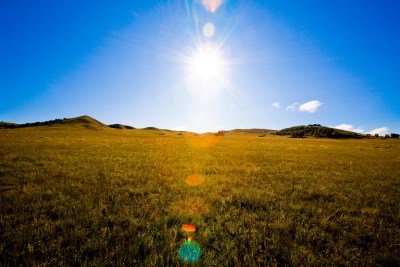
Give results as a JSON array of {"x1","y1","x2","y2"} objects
[
  {"x1": 185, "y1": 44, "x2": 228, "y2": 96},
  {"x1": 190, "y1": 47, "x2": 223, "y2": 79}
]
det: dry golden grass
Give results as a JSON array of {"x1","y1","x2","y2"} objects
[
  {"x1": 0, "y1": 124, "x2": 399, "y2": 265},
  {"x1": 185, "y1": 173, "x2": 206, "y2": 186}
]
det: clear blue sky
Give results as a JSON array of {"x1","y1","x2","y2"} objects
[{"x1": 1, "y1": 0, "x2": 399, "y2": 134}]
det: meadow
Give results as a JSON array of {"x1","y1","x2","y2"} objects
[{"x1": 0, "y1": 122, "x2": 399, "y2": 266}]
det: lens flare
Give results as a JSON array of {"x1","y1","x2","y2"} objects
[
  {"x1": 179, "y1": 224, "x2": 201, "y2": 263},
  {"x1": 200, "y1": 0, "x2": 224, "y2": 13},
  {"x1": 185, "y1": 132, "x2": 224, "y2": 148},
  {"x1": 203, "y1": 22, "x2": 215, "y2": 38},
  {"x1": 179, "y1": 240, "x2": 201, "y2": 263},
  {"x1": 182, "y1": 224, "x2": 196, "y2": 232},
  {"x1": 186, "y1": 173, "x2": 206, "y2": 186}
]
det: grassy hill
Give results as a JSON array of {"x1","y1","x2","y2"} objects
[
  {"x1": 143, "y1": 126, "x2": 160, "y2": 131},
  {"x1": 61, "y1": 115, "x2": 105, "y2": 127},
  {"x1": 0, "y1": 116, "x2": 164, "y2": 132},
  {"x1": 0, "y1": 115, "x2": 105, "y2": 130},
  {"x1": 0, "y1": 122, "x2": 18, "y2": 129},
  {"x1": 0, "y1": 117, "x2": 399, "y2": 265},
  {"x1": 0, "y1": 117, "x2": 375, "y2": 139},
  {"x1": 108, "y1": 124, "x2": 135, "y2": 130},
  {"x1": 277, "y1": 125, "x2": 363, "y2": 139}
]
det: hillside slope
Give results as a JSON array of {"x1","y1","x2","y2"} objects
[
  {"x1": 0, "y1": 115, "x2": 105, "y2": 129},
  {"x1": 277, "y1": 125, "x2": 363, "y2": 138},
  {"x1": 62, "y1": 115, "x2": 105, "y2": 126},
  {"x1": 108, "y1": 124, "x2": 135, "y2": 130}
]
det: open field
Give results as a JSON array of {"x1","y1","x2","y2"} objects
[{"x1": 1, "y1": 124, "x2": 399, "y2": 266}]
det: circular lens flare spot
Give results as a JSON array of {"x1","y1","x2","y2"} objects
[
  {"x1": 186, "y1": 173, "x2": 206, "y2": 186},
  {"x1": 179, "y1": 241, "x2": 201, "y2": 263},
  {"x1": 182, "y1": 224, "x2": 196, "y2": 233},
  {"x1": 203, "y1": 23, "x2": 215, "y2": 38}
]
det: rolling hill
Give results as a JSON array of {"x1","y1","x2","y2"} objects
[
  {"x1": 276, "y1": 125, "x2": 363, "y2": 139},
  {"x1": 0, "y1": 116, "x2": 377, "y2": 138},
  {"x1": 0, "y1": 115, "x2": 105, "y2": 129},
  {"x1": 108, "y1": 124, "x2": 136, "y2": 130}
]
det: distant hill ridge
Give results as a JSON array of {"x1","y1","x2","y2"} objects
[
  {"x1": 108, "y1": 124, "x2": 135, "y2": 130},
  {"x1": 276, "y1": 125, "x2": 363, "y2": 139},
  {"x1": 0, "y1": 115, "x2": 106, "y2": 129},
  {"x1": 63, "y1": 115, "x2": 105, "y2": 126},
  {"x1": 0, "y1": 116, "x2": 389, "y2": 138},
  {"x1": 227, "y1": 128, "x2": 276, "y2": 134},
  {"x1": 0, "y1": 116, "x2": 162, "y2": 131}
]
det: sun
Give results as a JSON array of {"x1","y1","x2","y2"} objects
[
  {"x1": 191, "y1": 52, "x2": 221, "y2": 78},
  {"x1": 185, "y1": 44, "x2": 228, "y2": 96},
  {"x1": 187, "y1": 44, "x2": 225, "y2": 80}
]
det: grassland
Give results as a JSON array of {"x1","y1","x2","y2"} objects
[{"x1": 0, "y1": 122, "x2": 399, "y2": 266}]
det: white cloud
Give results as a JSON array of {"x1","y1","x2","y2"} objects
[
  {"x1": 299, "y1": 100, "x2": 322, "y2": 113},
  {"x1": 286, "y1": 103, "x2": 299, "y2": 111},
  {"x1": 368, "y1": 127, "x2": 389, "y2": 136},
  {"x1": 334, "y1": 124, "x2": 364, "y2": 133},
  {"x1": 272, "y1": 102, "x2": 280, "y2": 108}
]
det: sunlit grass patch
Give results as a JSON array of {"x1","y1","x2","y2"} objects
[{"x1": 0, "y1": 127, "x2": 399, "y2": 265}]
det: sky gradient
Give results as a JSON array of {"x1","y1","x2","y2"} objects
[{"x1": 1, "y1": 0, "x2": 399, "y2": 134}]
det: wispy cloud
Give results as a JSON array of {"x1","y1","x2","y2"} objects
[
  {"x1": 286, "y1": 103, "x2": 299, "y2": 111},
  {"x1": 334, "y1": 124, "x2": 364, "y2": 133},
  {"x1": 286, "y1": 100, "x2": 322, "y2": 113},
  {"x1": 272, "y1": 102, "x2": 280, "y2": 108},
  {"x1": 368, "y1": 127, "x2": 389, "y2": 136},
  {"x1": 299, "y1": 100, "x2": 322, "y2": 113}
]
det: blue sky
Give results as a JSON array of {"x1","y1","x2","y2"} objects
[{"x1": 1, "y1": 0, "x2": 399, "y2": 134}]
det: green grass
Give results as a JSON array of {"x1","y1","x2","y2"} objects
[{"x1": 1, "y1": 124, "x2": 399, "y2": 266}]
